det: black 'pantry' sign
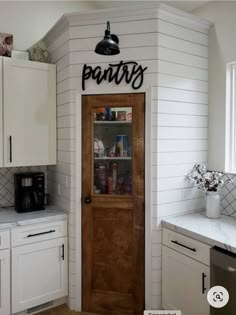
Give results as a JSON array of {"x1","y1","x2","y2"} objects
[{"x1": 82, "y1": 61, "x2": 148, "y2": 91}]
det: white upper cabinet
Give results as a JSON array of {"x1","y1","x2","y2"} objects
[
  {"x1": 2, "y1": 57, "x2": 56, "y2": 167},
  {"x1": 0, "y1": 58, "x2": 3, "y2": 167}
]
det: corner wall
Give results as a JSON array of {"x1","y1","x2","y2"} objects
[{"x1": 45, "y1": 5, "x2": 209, "y2": 310}]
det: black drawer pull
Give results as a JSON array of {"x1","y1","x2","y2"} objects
[
  {"x1": 171, "y1": 240, "x2": 196, "y2": 252},
  {"x1": 202, "y1": 273, "x2": 207, "y2": 294},
  {"x1": 27, "y1": 229, "x2": 56, "y2": 238},
  {"x1": 62, "y1": 244, "x2": 65, "y2": 260},
  {"x1": 9, "y1": 136, "x2": 12, "y2": 163}
]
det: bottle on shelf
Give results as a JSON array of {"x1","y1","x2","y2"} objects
[
  {"x1": 105, "y1": 107, "x2": 112, "y2": 121},
  {"x1": 112, "y1": 162, "x2": 117, "y2": 191},
  {"x1": 98, "y1": 164, "x2": 107, "y2": 194}
]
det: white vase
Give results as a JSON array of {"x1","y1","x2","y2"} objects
[{"x1": 205, "y1": 191, "x2": 221, "y2": 219}]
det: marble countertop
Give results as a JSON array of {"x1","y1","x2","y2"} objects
[
  {"x1": 162, "y1": 211, "x2": 236, "y2": 253},
  {"x1": 0, "y1": 206, "x2": 67, "y2": 229}
]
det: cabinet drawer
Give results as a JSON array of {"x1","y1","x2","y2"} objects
[
  {"x1": 11, "y1": 220, "x2": 67, "y2": 247},
  {"x1": 163, "y1": 228, "x2": 210, "y2": 266},
  {"x1": 0, "y1": 230, "x2": 10, "y2": 249}
]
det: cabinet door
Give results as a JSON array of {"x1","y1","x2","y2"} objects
[
  {"x1": 3, "y1": 58, "x2": 56, "y2": 167},
  {"x1": 162, "y1": 245, "x2": 210, "y2": 315},
  {"x1": 12, "y1": 237, "x2": 68, "y2": 313},
  {"x1": 0, "y1": 249, "x2": 10, "y2": 315},
  {"x1": 0, "y1": 57, "x2": 3, "y2": 167}
]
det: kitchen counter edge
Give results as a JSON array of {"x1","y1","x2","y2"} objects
[
  {"x1": 0, "y1": 206, "x2": 67, "y2": 230},
  {"x1": 162, "y1": 211, "x2": 236, "y2": 254}
]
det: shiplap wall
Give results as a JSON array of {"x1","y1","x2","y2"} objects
[{"x1": 44, "y1": 4, "x2": 209, "y2": 310}]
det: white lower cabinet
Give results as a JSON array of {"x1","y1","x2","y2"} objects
[
  {"x1": 162, "y1": 244, "x2": 210, "y2": 315},
  {"x1": 11, "y1": 231, "x2": 68, "y2": 313},
  {"x1": 0, "y1": 249, "x2": 10, "y2": 315}
]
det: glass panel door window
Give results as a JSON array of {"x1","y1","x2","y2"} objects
[{"x1": 93, "y1": 107, "x2": 132, "y2": 195}]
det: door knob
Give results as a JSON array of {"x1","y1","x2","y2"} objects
[{"x1": 84, "y1": 196, "x2": 92, "y2": 204}]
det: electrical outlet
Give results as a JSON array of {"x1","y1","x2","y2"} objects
[{"x1": 57, "y1": 183, "x2": 61, "y2": 195}]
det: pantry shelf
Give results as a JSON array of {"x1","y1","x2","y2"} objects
[
  {"x1": 94, "y1": 121, "x2": 132, "y2": 126},
  {"x1": 94, "y1": 157, "x2": 132, "y2": 160}
]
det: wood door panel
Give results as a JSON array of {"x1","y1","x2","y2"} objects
[
  {"x1": 82, "y1": 93, "x2": 145, "y2": 315},
  {"x1": 92, "y1": 292, "x2": 135, "y2": 315},
  {"x1": 93, "y1": 207, "x2": 133, "y2": 293}
]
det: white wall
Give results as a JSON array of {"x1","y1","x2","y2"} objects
[
  {"x1": 193, "y1": 1, "x2": 236, "y2": 171},
  {"x1": 0, "y1": 1, "x2": 96, "y2": 51}
]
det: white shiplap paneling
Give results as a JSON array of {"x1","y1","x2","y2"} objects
[
  {"x1": 156, "y1": 87, "x2": 208, "y2": 104},
  {"x1": 155, "y1": 113, "x2": 208, "y2": 127},
  {"x1": 157, "y1": 60, "x2": 208, "y2": 81},
  {"x1": 157, "y1": 73, "x2": 208, "y2": 92},
  {"x1": 157, "y1": 19, "x2": 208, "y2": 45},
  {"x1": 155, "y1": 151, "x2": 207, "y2": 165},
  {"x1": 158, "y1": 46, "x2": 208, "y2": 69},
  {"x1": 154, "y1": 163, "x2": 203, "y2": 178},
  {"x1": 158, "y1": 33, "x2": 208, "y2": 58},
  {"x1": 156, "y1": 100, "x2": 208, "y2": 116},
  {"x1": 45, "y1": 5, "x2": 209, "y2": 311},
  {"x1": 153, "y1": 139, "x2": 208, "y2": 152},
  {"x1": 156, "y1": 127, "x2": 208, "y2": 140}
]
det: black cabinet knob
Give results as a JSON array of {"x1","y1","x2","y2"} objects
[{"x1": 84, "y1": 196, "x2": 92, "y2": 204}]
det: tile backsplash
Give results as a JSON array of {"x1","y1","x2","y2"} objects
[
  {"x1": 0, "y1": 166, "x2": 47, "y2": 207},
  {"x1": 221, "y1": 173, "x2": 236, "y2": 217},
  {"x1": 0, "y1": 166, "x2": 235, "y2": 218}
]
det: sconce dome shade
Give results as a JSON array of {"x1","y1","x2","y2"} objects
[{"x1": 95, "y1": 21, "x2": 120, "y2": 55}]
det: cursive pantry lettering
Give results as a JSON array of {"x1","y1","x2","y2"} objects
[{"x1": 82, "y1": 61, "x2": 148, "y2": 90}]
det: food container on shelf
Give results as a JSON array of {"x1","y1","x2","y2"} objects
[{"x1": 116, "y1": 135, "x2": 128, "y2": 157}]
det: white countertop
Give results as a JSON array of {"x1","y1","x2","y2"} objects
[
  {"x1": 0, "y1": 206, "x2": 67, "y2": 229},
  {"x1": 162, "y1": 211, "x2": 236, "y2": 253}
]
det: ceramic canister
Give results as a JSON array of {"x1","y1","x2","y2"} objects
[
  {"x1": 116, "y1": 135, "x2": 128, "y2": 157},
  {"x1": 205, "y1": 191, "x2": 221, "y2": 219}
]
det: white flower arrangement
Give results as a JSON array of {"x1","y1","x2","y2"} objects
[{"x1": 187, "y1": 164, "x2": 233, "y2": 192}]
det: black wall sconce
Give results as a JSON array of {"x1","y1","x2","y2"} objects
[{"x1": 95, "y1": 21, "x2": 120, "y2": 55}]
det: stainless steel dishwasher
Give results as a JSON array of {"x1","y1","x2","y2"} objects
[{"x1": 211, "y1": 247, "x2": 236, "y2": 314}]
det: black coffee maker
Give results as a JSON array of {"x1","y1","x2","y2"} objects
[{"x1": 14, "y1": 172, "x2": 45, "y2": 213}]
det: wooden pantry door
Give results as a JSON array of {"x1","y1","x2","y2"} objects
[{"x1": 82, "y1": 93, "x2": 145, "y2": 315}]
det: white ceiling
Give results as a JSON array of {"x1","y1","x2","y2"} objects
[{"x1": 92, "y1": 1, "x2": 212, "y2": 13}]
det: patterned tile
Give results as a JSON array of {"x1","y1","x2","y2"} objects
[
  {"x1": 0, "y1": 166, "x2": 47, "y2": 207},
  {"x1": 221, "y1": 174, "x2": 236, "y2": 216}
]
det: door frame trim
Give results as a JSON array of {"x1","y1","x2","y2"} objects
[{"x1": 75, "y1": 86, "x2": 153, "y2": 310}]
